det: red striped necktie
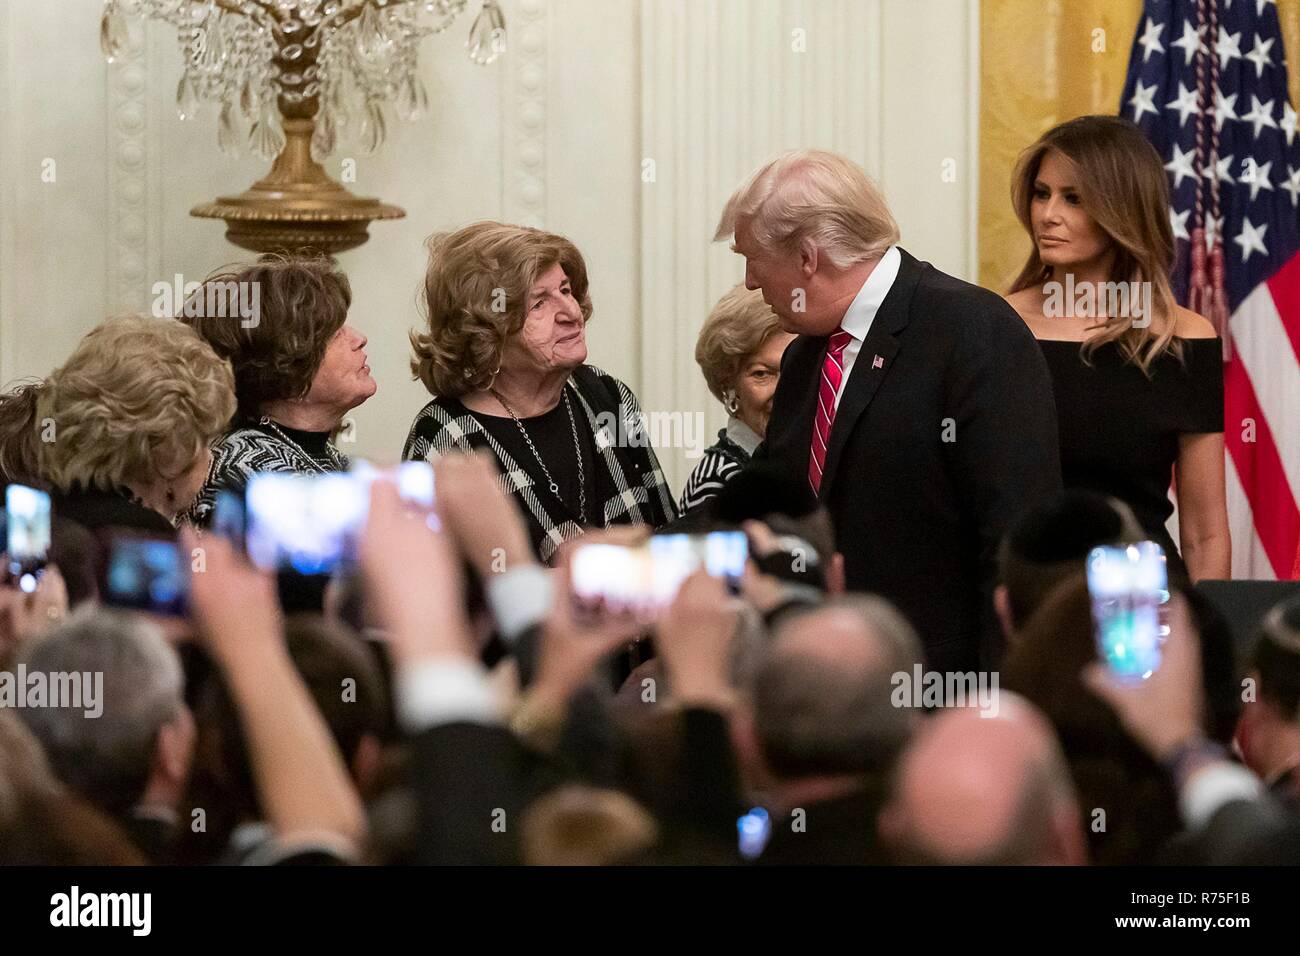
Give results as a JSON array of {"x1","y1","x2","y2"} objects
[{"x1": 808, "y1": 327, "x2": 853, "y2": 495}]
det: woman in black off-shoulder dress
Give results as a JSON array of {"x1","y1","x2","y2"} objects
[{"x1": 1004, "y1": 115, "x2": 1231, "y2": 584}]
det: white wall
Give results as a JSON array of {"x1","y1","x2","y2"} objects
[{"x1": 0, "y1": 0, "x2": 978, "y2": 494}]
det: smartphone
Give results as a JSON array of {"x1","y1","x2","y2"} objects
[
  {"x1": 569, "y1": 530, "x2": 748, "y2": 624},
  {"x1": 102, "y1": 535, "x2": 189, "y2": 616},
  {"x1": 737, "y1": 807, "x2": 772, "y2": 861},
  {"x1": 244, "y1": 462, "x2": 436, "y2": 575},
  {"x1": 211, "y1": 490, "x2": 247, "y2": 552},
  {"x1": 1085, "y1": 542, "x2": 1169, "y2": 680},
  {"x1": 5, "y1": 484, "x2": 52, "y2": 593}
]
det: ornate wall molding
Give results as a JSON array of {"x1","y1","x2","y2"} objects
[
  {"x1": 638, "y1": 0, "x2": 887, "y2": 490},
  {"x1": 106, "y1": 18, "x2": 155, "y2": 314},
  {"x1": 0, "y1": 0, "x2": 14, "y2": 387},
  {"x1": 501, "y1": 0, "x2": 548, "y2": 227}
]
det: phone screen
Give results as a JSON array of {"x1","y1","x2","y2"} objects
[
  {"x1": 244, "y1": 462, "x2": 436, "y2": 575},
  {"x1": 103, "y1": 536, "x2": 188, "y2": 616},
  {"x1": 211, "y1": 490, "x2": 247, "y2": 551},
  {"x1": 5, "y1": 484, "x2": 52, "y2": 592},
  {"x1": 1085, "y1": 542, "x2": 1169, "y2": 680},
  {"x1": 569, "y1": 530, "x2": 748, "y2": 624}
]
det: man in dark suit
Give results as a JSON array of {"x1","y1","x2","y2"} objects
[{"x1": 715, "y1": 149, "x2": 1061, "y2": 671}]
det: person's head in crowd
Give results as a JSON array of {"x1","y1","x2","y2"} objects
[
  {"x1": 1180, "y1": 585, "x2": 1241, "y2": 748},
  {"x1": 0, "y1": 382, "x2": 48, "y2": 488},
  {"x1": 1237, "y1": 596, "x2": 1300, "y2": 800},
  {"x1": 2, "y1": 316, "x2": 235, "y2": 523},
  {"x1": 1009, "y1": 114, "x2": 1183, "y2": 373},
  {"x1": 996, "y1": 489, "x2": 1144, "y2": 641},
  {"x1": 694, "y1": 284, "x2": 794, "y2": 442},
  {"x1": 183, "y1": 256, "x2": 375, "y2": 429},
  {"x1": 284, "y1": 614, "x2": 390, "y2": 798},
  {"x1": 1001, "y1": 575, "x2": 1184, "y2": 864},
  {"x1": 0, "y1": 563, "x2": 68, "y2": 671},
  {"x1": 733, "y1": 596, "x2": 922, "y2": 803},
  {"x1": 411, "y1": 221, "x2": 593, "y2": 400},
  {"x1": 0, "y1": 709, "x2": 144, "y2": 865},
  {"x1": 179, "y1": 614, "x2": 388, "y2": 863},
  {"x1": 14, "y1": 606, "x2": 194, "y2": 832},
  {"x1": 714, "y1": 149, "x2": 901, "y2": 336},
  {"x1": 48, "y1": 518, "x2": 99, "y2": 608},
  {"x1": 882, "y1": 693, "x2": 1087, "y2": 865},
  {"x1": 522, "y1": 786, "x2": 659, "y2": 866}
]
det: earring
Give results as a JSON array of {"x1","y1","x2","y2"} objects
[{"x1": 723, "y1": 390, "x2": 739, "y2": 415}]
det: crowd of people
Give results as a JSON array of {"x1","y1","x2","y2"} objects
[{"x1": 0, "y1": 116, "x2": 1298, "y2": 866}]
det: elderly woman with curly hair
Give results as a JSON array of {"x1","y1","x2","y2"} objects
[
  {"x1": 402, "y1": 221, "x2": 676, "y2": 562},
  {"x1": 0, "y1": 316, "x2": 235, "y2": 531},
  {"x1": 679, "y1": 284, "x2": 793, "y2": 513},
  {"x1": 182, "y1": 256, "x2": 376, "y2": 526}
]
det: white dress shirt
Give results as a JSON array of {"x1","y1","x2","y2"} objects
[{"x1": 834, "y1": 245, "x2": 902, "y2": 409}]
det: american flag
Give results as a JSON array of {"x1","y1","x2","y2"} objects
[{"x1": 1122, "y1": 0, "x2": 1300, "y2": 579}]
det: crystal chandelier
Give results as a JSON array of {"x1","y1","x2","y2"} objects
[{"x1": 100, "y1": 0, "x2": 507, "y2": 255}]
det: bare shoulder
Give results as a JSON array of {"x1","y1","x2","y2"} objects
[
  {"x1": 1003, "y1": 287, "x2": 1039, "y2": 313},
  {"x1": 1001, "y1": 288, "x2": 1052, "y2": 336},
  {"x1": 1172, "y1": 306, "x2": 1218, "y2": 339}
]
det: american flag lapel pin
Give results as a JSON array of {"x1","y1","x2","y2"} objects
[{"x1": 872, "y1": 354, "x2": 884, "y2": 369}]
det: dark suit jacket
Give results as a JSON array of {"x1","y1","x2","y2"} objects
[{"x1": 760, "y1": 248, "x2": 1061, "y2": 671}]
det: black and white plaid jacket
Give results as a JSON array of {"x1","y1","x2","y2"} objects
[
  {"x1": 401, "y1": 365, "x2": 677, "y2": 563},
  {"x1": 188, "y1": 422, "x2": 349, "y2": 529}
]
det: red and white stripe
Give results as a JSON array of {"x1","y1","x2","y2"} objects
[
  {"x1": 1223, "y1": 251, "x2": 1300, "y2": 579},
  {"x1": 808, "y1": 329, "x2": 852, "y2": 495}
]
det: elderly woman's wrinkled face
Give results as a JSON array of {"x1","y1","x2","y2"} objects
[
  {"x1": 306, "y1": 324, "x2": 376, "y2": 416},
  {"x1": 501, "y1": 262, "x2": 587, "y2": 382},
  {"x1": 734, "y1": 331, "x2": 795, "y2": 439}
]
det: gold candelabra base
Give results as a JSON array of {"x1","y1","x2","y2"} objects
[{"x1": 191, "y1": 118, "x2": 405, "y2": 257}]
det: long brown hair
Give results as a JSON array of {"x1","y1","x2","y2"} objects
[{"x1": 1009, "y1": 115, "x2": 1182, "y2": 374}]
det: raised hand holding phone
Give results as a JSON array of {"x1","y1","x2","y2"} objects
[
  {"x1": 4, "y1": 484, "x2": 51, "y2": 592},
  {"x1": 182, "y1": 527, "x2": 281, "y2": 659},
  {"x1": 1083, "y1": 591, "x2": 1204, "y2": 762},
  {"x1": 357, "y1": 475, "x2": 473, "y2": 665},
  {"x1": 656, "y1": 569, "x2": 742, "y2": 708}
]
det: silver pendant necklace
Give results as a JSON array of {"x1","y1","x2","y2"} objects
[
  {"x1": 490, "y1": 387, "x2": 587, "y2": 524},
  {"x1": 259, "y1": 416, "x2": 344, "y2": 475}
]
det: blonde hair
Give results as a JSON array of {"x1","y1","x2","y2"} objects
[
  {"x1": 410, "y1": 221, "x2": 593, "y2": 398},
  {"x1": 714, "y1": 149, "x2": 900, "y2": 268},
  {"x1": 521, "y1": 785, "x2": 659, "y2": 866},
  {"x1": 1009, "y1": 115, "x2": 1182, "y2": 375},
  {"x1": 0, "y1": 382, "x2": 47, "y2": 487},
  {"x1": 695, "y1": 284, "x2": 785, "y2": 404},
  {"x1": 37, "y1": 316, "x2": 235, "y2": 493}
]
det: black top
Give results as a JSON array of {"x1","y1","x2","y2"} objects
[
  {"x1": 448, "y1": 392, "x2": 601, "y2": 527},
  {"x1": 266, "y1": 421, "x2": 336, "y2": 468},
  {"x1": 1037, "y1": 337, "x2": 1223, "y2": 579},
  {"x1": 189, "y1": 416, "x2": 349, "y2": 529},
  {"x1": 401, "y1": 366, "x2": 677, "y2": 564},
  {"x1": 678, "y1": 429, "x2": 753, "y2": 515},
  {"x1": 51, "y1": 485, "x2": 175, "y2": 537}
]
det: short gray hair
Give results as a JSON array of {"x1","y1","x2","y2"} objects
[
  {"x1": 15, "y1": 606, "x2": 184, "y2": 815},
  {"x1": 714, "y1": 149, "x2": 900, "y2": 268},
  {"x1": 751, "y1": 595, "x2": 922, "y2": 779}
]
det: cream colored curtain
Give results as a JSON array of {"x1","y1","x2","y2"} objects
[{"x1": 978, "y1": 0, "x2": 1300, "y2": 291}]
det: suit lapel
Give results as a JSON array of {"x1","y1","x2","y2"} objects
[{"x1": 818, "y1": 248, "x2": 926, "y2": 499}]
